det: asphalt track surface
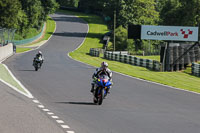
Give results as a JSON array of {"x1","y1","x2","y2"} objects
[
  {"x1": 4, "y1": 13, "x2": 200, "y2": 133},
  {"x1": 0, "y1": 82, "x2": 65, "y2": 133}
]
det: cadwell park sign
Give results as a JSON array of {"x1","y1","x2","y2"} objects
[
  {"x1": 141, "y1": 25, "x2": 199, "y2": 42},
  {"x1": 128, "y1": 25, "x2": 200, "y2": 72}
]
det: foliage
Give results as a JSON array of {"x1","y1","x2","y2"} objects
[
  {"x1": 0, "y1": 0, "x2": 22, "y2": 29},
  {"x1": 113, "y1": 25, "x2": 133, "y2": 51},
  {"x1": 160, "y1": 0, "x2": 200, "y2": 26},
  {"x1": 56, "y1": 0, "x2": 79, "y2": 8},
  {"x1": 119, "y1": 0, "x2": 159, "y2": 27},
  {"x1": 0, "y1": 0, "x2": 59, "y2": 39}
]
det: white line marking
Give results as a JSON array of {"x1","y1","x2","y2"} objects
[
  {"x1": 61, "y1": 125, "x2": 70, "y2": 129},
  {"x1": 43, "y1": 109, "x2": 50, "y2": 112},
  {"x1": 52, "y1": 116, "x2": 59, "y2": 119},
  {"x1": 38, "y1": 105, "x2": 44, "y2": 108},
  {"x1": 56, "y1": 120, "x2": 64, "y2": 124},
  {"x1": 47, "y1": 112, "x2": 54, "y2": 115},
  {"x1": 33, "y1": 100, "x2": 40, "y2": 103},
  {"x1": 67, "y1": 131, "x2": 75, "y2": 133}
]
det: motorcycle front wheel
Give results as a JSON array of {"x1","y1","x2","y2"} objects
[{"x1": 97, "y1": 89, "x2": 103, "y2": 105}]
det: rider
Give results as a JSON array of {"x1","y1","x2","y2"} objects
[
  {"x1": 33, "y1": 51, "x2": 44, "y2": 67},
  {"x1": 91, "y1": 61, "x2": 112, "y2": 93}
]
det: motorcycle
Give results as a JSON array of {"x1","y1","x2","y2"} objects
[
  {"x1": 33, "y1": 56, "x2": 43, "y2": 71},
  {"x1": 93, "y1": 75, "x2": 112, "y2": 105}
]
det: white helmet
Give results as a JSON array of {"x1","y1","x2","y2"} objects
[
  {"x1": 101, "y1": 61, "x2": 108, "y2": 69},
  {"x1": 38, "y1": 51, "x2": 42, "y2": 54}
]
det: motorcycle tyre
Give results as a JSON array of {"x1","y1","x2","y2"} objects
[
  {"x1": 97, "y1": 89, "x2": 103, "y2": 105},
  {"x1": 93, "y1": 88, "x2": 98, "y2": 104},
  {"x1": 35, "y1": 66, "x2": 38, "y2": 71}
]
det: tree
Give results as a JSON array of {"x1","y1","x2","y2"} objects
[
  {"x1": 119, "y1": 0, "x2": 159, "y2": 27},
  {"x1": 40, "y1": 0, "x2": 59, "y2": 21},
  {"x1": 115, "y1": 25, "x2": 128, "y2": 50},
  {"x1": 56, "y1": 0, "x2": 79, "y2": 8},
  {"x1": 0, "y1": 0, "x2": 22, "y2": 29},
  {"x1": 160, "y1": 0, "x2": 200, "y2": 26},
  {"x1": 19, "y1": 0, "x2": 43, "y2": 29}
]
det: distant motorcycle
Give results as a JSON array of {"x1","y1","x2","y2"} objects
[
  {"x1": 33, "y1": 56, "x2": 43, "y2": 71},
  {"x1": 93, "y1": 75, "x2": 112, "y2": 105}
]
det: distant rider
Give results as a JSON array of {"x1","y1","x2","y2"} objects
[
  {"x1": 33, "y1": 51, "x2": 44, "y2": 67},
  {"x1": 91, "y1": 61, "x2": 112, "y2": 93}
]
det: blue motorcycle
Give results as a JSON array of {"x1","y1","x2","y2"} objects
[{"x1": 93, "y1": 75, "x2": 112, "y2": 105}]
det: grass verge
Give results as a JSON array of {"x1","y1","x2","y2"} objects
[
  {"x1": 16, "y1": 47, "x2": 32, "y2": 53},
  {"x1": 58, "y1": 10, "x2": 200, "y2": 93},
  {"x1": 0, "y1": 64, "x2": 26, "y2": 93},
  {"x1": 135, "y1": 55, "x2": 160, "y2": 62}
]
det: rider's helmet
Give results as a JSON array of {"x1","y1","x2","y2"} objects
[
  {"x1": 101, "y1": 61, "x2": 108, "y2": 70},
  {"x1": 38, "y1": 51, "x2": 42, "y2": 55}
]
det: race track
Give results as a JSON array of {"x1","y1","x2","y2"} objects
[{"x1": 4, "y1": 13, "x2": 200, "y2": 133}]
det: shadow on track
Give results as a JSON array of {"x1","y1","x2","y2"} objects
[
  {"x1": 18, "y1": 69, "x2": 35, "y2": 71},
  {"x1": 52, "y1": 32, "x2": 103, "y2": 39},
  {"x1": 56, "y1": 102, "x2": 96, "y2": 105}
]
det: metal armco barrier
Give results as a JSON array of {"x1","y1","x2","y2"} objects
[
  {"x1": 192, "y1": 63, "x2": 200, "y2": 77},
  {"x1": 104, "y1": 51, "x2": 161, "y2": 71},
  {"x1": 89, "y1": 48, "x2": 100, "y2": 57}
]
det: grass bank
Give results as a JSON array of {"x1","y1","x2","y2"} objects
[
  {"x1": 0, "y1": 64, "x2": 25, "y2": 93},
  {"x1": 57, "y1": 10, "x2": 200, "y2": 93}
]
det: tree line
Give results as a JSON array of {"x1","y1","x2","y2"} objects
[
  {"x1": 1, "y1": 0, "x2": 199, "y2": 53},
  {"x1": 58, "y1": 0, "x2": 200, "y2": 54},
  {"x1": 0, "y1": 0, "x2": 59, "y2": 38}
]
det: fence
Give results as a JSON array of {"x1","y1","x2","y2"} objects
[
  {"x1": 89, "y1": 48, "x2": 100, "y2": 57},
  {"x1": 0, "y1": 28, "x2": 16, "y2": 46},
  {"x1": 104, "y1": 51, "x2": 161, "y2": 71},
  {"x1": 192, "y1": 63, "x2": 200, "y2": 77},
  {"x1": 13, "y1": 24, "x2": 45, "y2": 45}
]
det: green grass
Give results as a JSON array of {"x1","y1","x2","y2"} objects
[
  {"x1": 16, "y1": 47, "x2": 32, "y2": 53},
  {"x1": 135, "y1": 55, "x2": 160, "y2": 62},
  {"x1": 58, "y1": 10, "x2": 200, "y2": 93},
  {"x1": 0, "y1": 64, "x2": 26, "y2": 93},
  {"x1": 41, "y1": 17, "x2": 56, "y2": 41}
]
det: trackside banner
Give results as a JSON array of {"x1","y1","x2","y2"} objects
[{"x1": 141, "y1": 25, "x2": 199, "y2": 41}]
